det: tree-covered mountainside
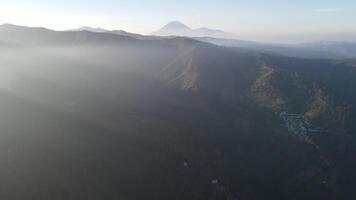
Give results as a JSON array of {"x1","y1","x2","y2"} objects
[{"x1": 0, "y1": 24, "x2": 356, "y2": 200}]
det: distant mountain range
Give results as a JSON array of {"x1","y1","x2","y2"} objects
[
  {"x1": 152, "y1": 21, "x2": 237, "y2": 39},
  {"x1": 196, "y1": 37, "x2": 356, "y2": 59},
  {"x1": 68, "y1": 26, "x2": 163, "y2": 40},
  {"x1": 66, "y1": 22, "x2": 356, "y2": 59},
  {"x1": 300, "y1": 41, "x2": 356, "y2": 58},
  {"x1": 69, "y1": 26, "x2": 109, "y2": 33},
  {"x1": 69, "y1": 21, "x2": 237, "y2": 40}
]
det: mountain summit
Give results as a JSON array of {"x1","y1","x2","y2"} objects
[
  {"x1": 153, "y1": 21, "x2": 237, "y2": 39},
  {"x1": 160, "y1": 21, "x2": 191, "y2": 31}
]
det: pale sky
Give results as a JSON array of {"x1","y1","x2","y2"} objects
[{"x1": 0, "y1": 0, "x2": 356, "y2": 43}]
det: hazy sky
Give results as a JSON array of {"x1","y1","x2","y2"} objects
[{"x1": 0, "y1": 0, "x2": 355, "y2": 42}]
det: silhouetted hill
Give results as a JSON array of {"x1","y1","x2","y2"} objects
[
  {"x1": 1, "y1": 24, "x2": 356, "y2": 200},
  {"x1": 0, "y1": 24, "x2": 143, "y2": 46}
]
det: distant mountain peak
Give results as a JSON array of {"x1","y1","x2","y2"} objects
[
  {"x1": 153, "y1": 21, "x2": 237, "y2": 39},
  {"x1": 160, "y1": 21, "x2": 191, "y2": 31}
]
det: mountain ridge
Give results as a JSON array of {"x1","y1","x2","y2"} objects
[
  {"x1": 69, "y1": 26, "x2": 109, "y2": 32},
  {"x1": 3, "y1": 23, "x2": 356, "y2": 59}
]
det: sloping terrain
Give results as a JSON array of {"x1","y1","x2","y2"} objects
[{"x1": 0, "y1": 24, "x2": 356, "y2": 200}]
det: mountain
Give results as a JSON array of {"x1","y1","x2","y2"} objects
[
  {"x1": 160, "y1": 21, "x2": 191, "y2": 31},
  {"x1": 153, "y1": 21, "x2": 237, "y2": 39},
  {"x1": 108, "y1": 30, "x2": 164, "y2": 40},
  {"x1": 1, "y1": 24, "x2": 356, "y2": 200},
  {"x1": 66, "y1": 24, "x2": 356, "y2": 59},
  {"x1": 69, "y1": 26, "x2": 109, "y2": 32},
  {"x1": 197, "y1": 37, "x2": 356, "y2": 59},
  {"x1": 300, "y1": 41, "x2": 356, "y2": 58},
  {"x1": 67, "y1": 24, "x2": 356, "y2": 59},
  {"x1": 0, "y1": 23, "x2": 144, "y2": 46},
  {"x1": 68, "y1": 26, "x2": 163, "y2": 40}
]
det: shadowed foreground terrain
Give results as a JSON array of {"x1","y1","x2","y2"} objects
[{"x1": 0, "y1": 24, "x2": 356, "y2": 200}]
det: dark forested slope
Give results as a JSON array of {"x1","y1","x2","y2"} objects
[{"x1": 0, "y1": 24, "x2": 356, "y2": 200}]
